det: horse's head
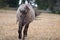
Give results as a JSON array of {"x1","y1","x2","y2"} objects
[{"x1": 19, "y1": 5, "x2": 30, "y2": 15}]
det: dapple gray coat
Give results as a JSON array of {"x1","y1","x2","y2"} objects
[
  {"x1": 16, "y1": 4, "x2": 35, "y2": 40},
  {"x1": 16, "y1": 4, "x2": 35, "y2": 24}
]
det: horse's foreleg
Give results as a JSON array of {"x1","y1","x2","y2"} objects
[
  {"x1": 23, "y1": 23, "x2": 29, "y2": 37},
  {"x1": 22, "y1": 23, "x2": 29, "y2": 40},
  {"x1": 18, "y1": 22, "x2": 24, "y2": 39}
]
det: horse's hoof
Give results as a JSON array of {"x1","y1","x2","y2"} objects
[
  {"x1": 18, "y1": 36, "x2": 22, "y2": 39},
  {"x1": 24, "y1": 33, "x2": 27, "y2": 37},
  {"x1": 22, "y1": 35, "x2": 27, "y2": 40},
  {"x1": 18, "y1": 39, "x2": 22, "y2": 40},
  {"x1": 24, "y1": 35, "x2": 27, "y2": 37}
]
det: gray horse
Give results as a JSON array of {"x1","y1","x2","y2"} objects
[{"x1": 16, "y1": 3, "x2": 35, "y2": 40}]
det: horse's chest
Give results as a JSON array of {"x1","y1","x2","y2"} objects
[
  {"x1": 21, "y1": 13, "x2": 34, "y2": 24},
  {"x1": 22, "y1": 16, "x2": 31, "y2": 24},
  {"x1": 23, "y1": 17, "x2": 29, "y2": 23}
]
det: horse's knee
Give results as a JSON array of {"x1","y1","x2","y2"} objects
[
  {"x1": 18, "y1": 29, "x2": 21, "y2": 33},
  {"x1": 18, "y1": 23, "x2": 23, "y2": 33}
]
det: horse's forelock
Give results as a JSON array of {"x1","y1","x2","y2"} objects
[
  {"x1": 20, "y1": 10, "x2": 27, "y2": 15},
  {"x1": 19, "y1": 4, "x2": 30, "y2": 15}
]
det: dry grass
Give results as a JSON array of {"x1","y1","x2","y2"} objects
[{"x1": 0, "y1": 10, "x2": 60, "y2": 40}]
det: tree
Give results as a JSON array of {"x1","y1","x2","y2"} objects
[
  {"x1": 7, "y1": 0, "x2": 19, "y2": 7},
  {"x1": 0, "y1": 0, "x2": 7, "y2": 8}
]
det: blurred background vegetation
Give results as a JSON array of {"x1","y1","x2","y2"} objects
[{"x1": 0, "y1": 0, "x2": 60, "y2": 14}]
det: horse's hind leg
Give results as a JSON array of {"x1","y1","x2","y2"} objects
[{"x1": 18, "y1": 22, "x2": 24, "y2": 39}]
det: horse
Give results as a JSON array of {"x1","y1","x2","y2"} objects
[{"x1": 16, "y1": 3, "x2": 35, "y2": 40}]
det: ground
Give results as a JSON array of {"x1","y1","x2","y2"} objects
[{"x1": 0, "y1": 9, "x2": 60, "y2": 40}]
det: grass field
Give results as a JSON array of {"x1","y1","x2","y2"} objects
[{"x1": 0, "y1": 10, "x2": 60, "y2": 40}]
